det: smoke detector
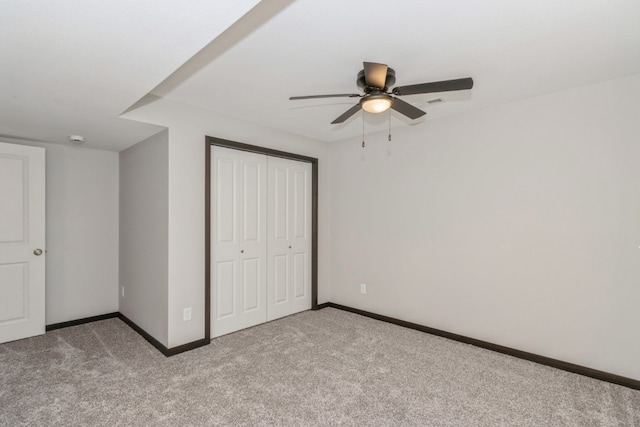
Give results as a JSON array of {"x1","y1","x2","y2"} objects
[{"x1": 69, "y1": 135, "x2": 85, "y2": 145}]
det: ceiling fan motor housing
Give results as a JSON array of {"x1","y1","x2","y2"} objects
[{"x1": 357, "y1": 67, "x2": 396, "y2": 92}]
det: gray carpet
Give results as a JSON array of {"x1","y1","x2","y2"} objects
[{"x1": 1, "y1": 308, "x2": 638, "y2": 426}]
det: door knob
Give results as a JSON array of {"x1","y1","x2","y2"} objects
[
  {"x1": 33, "y1": 248, "x2": 43, "y2": 256},
  {"x1": 240, "y1": 250, "x2": 244, "y2": 254}
]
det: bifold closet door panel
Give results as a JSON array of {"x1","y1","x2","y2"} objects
[
  {"x1": 211, "y1": 146, "x2": 267, "y2": 338},
  {"x1": 267, "y1": 156, "x2": 312, "y2": 321}
]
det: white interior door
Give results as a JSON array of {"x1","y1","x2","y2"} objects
[
  {"x1": 211, "y1": 147, "x2": 267, "y2": 337},
  {"x1": 267, "y1": 157, "x2": 312, "y2": 321},
  {"x1": 0, "y1": 142, "x2": 45, "y2": 344}
]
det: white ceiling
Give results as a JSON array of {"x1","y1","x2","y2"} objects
[{"x1": 2, "y1": 0, "x2": 640, "y2": 151}]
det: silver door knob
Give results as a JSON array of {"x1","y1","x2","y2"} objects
[{"x1": 33, "y1": 249, "x2": 43, "y2": 256}]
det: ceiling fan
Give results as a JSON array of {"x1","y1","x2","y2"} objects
[{"x1": 289, "y1": 62, "x2": 474, "y2": 124}]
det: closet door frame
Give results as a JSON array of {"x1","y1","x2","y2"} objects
[{"x1": 204, "y1": 136, "x2": 318, "y2": 341}]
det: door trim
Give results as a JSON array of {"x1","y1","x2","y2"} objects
[{"x1": 205, "y1": 136, "x2": 319, "y2": 341}]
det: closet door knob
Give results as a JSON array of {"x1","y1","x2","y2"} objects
[
  {"x1": 33, "y1": 248, "x2": 43, "y2": 256},
  {"x1": 240, "y1": 250, "x2": 244, "y2": 254}
]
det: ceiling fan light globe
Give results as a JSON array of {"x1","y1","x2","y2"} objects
[{"x1": 361, "y1": 95, "x2": 392, "y2": 114}]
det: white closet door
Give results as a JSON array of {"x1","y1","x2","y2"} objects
[
  {"x1": 0, "y1": 142, "x2": 46, "y2": 344},
  {"x1": 267, "y1": 157, "x2": 312, "y2": 321},
  {"x1": 211, "y1": 147, "x2": 267, "y2": 337}
]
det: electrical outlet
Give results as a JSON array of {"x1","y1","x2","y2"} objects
[
  {"x1": 121, "y1": 286, "x2": 124, "y2": 298},
  {"x1": 360, "y1": 283, "x2": 367, "y2": 294},
  {"x1": 183, "y1": 307, "x2": 192, "y2": 321}
]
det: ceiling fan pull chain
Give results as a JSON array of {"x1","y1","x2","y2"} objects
[
  {"x1": 388, "y1": 110, "x2": 392, "y2": 142},
  {"x1": 362, "y1": 111, "x2": 366, "y2": 148}
]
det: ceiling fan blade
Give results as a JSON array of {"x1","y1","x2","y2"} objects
[
  {"x1": 363, "y1": 62, "x2": 388, "y2": 88},
  {"x1": 391, "y1": 97, "x2": 426, "y2": 120},
  {"x1": 392, "y1": 77, "x2": 474, "y2": 96},
  {"x1": 331, "y1": 103, "x2": 362, "y2": 124},
  {"x1": 290, "y1": 93, "x2": 360, "y2": 100}
]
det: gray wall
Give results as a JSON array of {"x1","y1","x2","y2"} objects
[
  {"x1": 328, "y1": 73, "x2": 640, "y2": 380},
  {"x1": 45, "y1": 145, "x2": 119, "y2": 324},
  {"x1": 119, "y1": 130, "x2": 169, "y2": 346}
]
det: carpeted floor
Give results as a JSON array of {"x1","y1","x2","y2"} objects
[{"x1": 1, "y1": 308, "x2": 638, "y2": 426}]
